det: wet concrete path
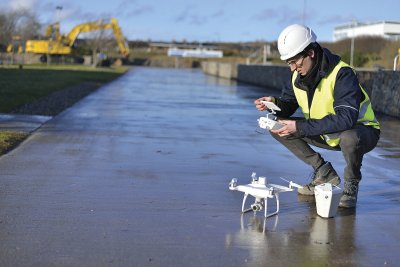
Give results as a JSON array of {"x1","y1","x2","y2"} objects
[{"x1": 0, "y1": 67, "x2": 399, "y2": 266}]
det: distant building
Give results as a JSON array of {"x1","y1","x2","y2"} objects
[
  {"x1": 333, "y1": 21, "x2": 400, "y2": 41},
  {"x1": 167, "y1": 47, "x2": 223, "y2": 58}
]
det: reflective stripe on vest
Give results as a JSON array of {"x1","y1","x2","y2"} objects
[{"x1": 292, "y1": 60, "x2": 380, "y2": 147}]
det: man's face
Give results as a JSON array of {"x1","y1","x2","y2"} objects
[{"x1": 285, "y1": 50, "x2": 314, "y2": 76}]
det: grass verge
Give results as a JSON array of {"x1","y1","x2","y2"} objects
[
  {"x1": 0, "y1": 64, "x2": 129, "y2": 156},
  {"x1": 0, "y1": 65, "x2": 128, "y2": 113},
  {"x1": 0, "y1": 131, "x2": 29, "y2": 155}
]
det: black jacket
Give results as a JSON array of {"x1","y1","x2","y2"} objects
[{"x1": 274, "y1": 47, "x2": 362, "y2": 137}]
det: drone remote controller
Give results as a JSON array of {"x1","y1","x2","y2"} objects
[
  {"x1": 257, "y1": 101, "x2": 284, "y2": 130},
  {"x1": 258, "y1": 114, "x2": 284, "y2": 130}
]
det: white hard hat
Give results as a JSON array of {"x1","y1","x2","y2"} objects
[{"x1": 277, "y1": 24, "x2": 317, "y2": 60}]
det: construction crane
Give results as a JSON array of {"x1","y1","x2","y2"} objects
[{"x1": 25, "y1": 17, "x2": 129, "y2": 57}]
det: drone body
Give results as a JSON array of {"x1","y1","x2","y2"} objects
[{"x1": 229, "y1": 173, "x2": 302, "y2": 218}]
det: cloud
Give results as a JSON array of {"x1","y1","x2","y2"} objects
[
  {"x1": 174, "y1": 6, "x2": 205, "y2": 25},
  {"x1": 125, "y1": 5, "x2": 154, "y2": 17},
  {"x1": 174, "y1": 5, "x2": 193, "y2": 23},
  {"x1": 210, "y1": 10, "x2": 224, "y2": 19},
  {"x1": 117, "y1": 0, "x2": 138, "y2": 11},
  {"x1": 174, "y1": 6, "x2": 224, "y2": 26},
  {"x1": 8, "y1": 0, "x2": 38, "y2": 10},
  {"x1": 35, "y1": 1, "x2": 83, "y2": 23},
  {"x1": 252, "y1": 8, "x2": 280, "y2": 21},
  {"x1": 116, "y1": 0, "x2": 154, "y2": 17},
  {"x1": 317, "y1": 15, "x2": 357, "y2": 25},
  {"x1": 251, "y1": 5, "x2": 302, "y2": 25}
]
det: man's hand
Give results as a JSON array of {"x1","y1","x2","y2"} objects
[
  {"x1": 254, "y1": 96, "x2": 275, "y2": 111},
  {"x1": 271, "y1": 119, "x2": 297, "y2": 136}
]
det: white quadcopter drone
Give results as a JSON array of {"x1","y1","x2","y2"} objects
[
  {"x1": 229, "y1": 172, "x2": 303, "y2": 218},
  {"x1": 257, "y1": 101, "x2": 284, "y2": 131}
]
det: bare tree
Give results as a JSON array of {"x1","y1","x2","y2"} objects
[
  {"x1": 83, "y1": 25, "x2": 120, "y2": 67},
  {"x1": 0, "y1": 12, "x2": 15, "y2": 48},
  {"x1": 15, "y1": 10, "x2": 41, "y2": 42},
  {"x1": 0, "y1": 9, "x2": 40, "y2": 51},
  {"x1": 84, "y1": 29, "x2": 107, "y2": 67}
]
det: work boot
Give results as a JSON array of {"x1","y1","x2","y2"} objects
[
  {"x1": 339, "y1": 180, "x2": 359, "y2": 208},
  {"x1": 298, "y1": 162, "x2": 341, "y2": 195}
]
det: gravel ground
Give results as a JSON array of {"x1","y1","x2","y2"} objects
[{"x1": 12, "y1": 81, "x2": 102, "y2": 116}]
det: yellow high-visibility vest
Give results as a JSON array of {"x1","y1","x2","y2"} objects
[{"x1": 292, "y1": 61, "x2": 380, "y2": 147}]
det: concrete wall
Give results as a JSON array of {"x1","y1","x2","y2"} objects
[
  {"x1": 201, "y1": 62, "x2": 400, "y2": 118},
  {"x1": 201, "y1": 62, "x2": 238, "y2": 79},
  {"x1": 236, "y1": 64, "x2": 291, "y2": 89},
  {"x1": 358, "y1": 71, "x2": 400, "y2": 118},
  {"x1": 0, "y1": 53, "x2": 42, "y2": 64}
]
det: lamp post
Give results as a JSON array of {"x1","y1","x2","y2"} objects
[
  {"x1": 350, "y1": 20, "x2": 356, "y2": 66},
  {"x1": 56, "y1": 6, "x2": 63, "y2": 22},
  {"x1": 55, "y1": 6, "x2": 63, "y2": 63}
]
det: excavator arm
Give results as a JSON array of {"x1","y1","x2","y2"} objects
[
  {"x1": 65, "y1": 17, "x2": 129, "y2": 56},
  {"x1": 110, "y1": 18, "x2": 130, "y2": 57}
]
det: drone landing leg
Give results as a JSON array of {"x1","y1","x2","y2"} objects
[
  {"x1": 264, "y1": 193, "x2": 280, "y2": 218},
  {"x1": 241, "y1": 193, "x2": 252, "y2": 213}
]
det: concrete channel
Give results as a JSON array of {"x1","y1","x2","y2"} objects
[{"x1": 0, "y1": 67, "x2": 399, "y2": 266}]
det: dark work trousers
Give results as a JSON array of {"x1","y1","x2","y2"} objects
[{"x1": 270, "y1": 124, "x2": 380, "y2": 182}]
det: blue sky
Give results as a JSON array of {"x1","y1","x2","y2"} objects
[{"x1": 2, "y1": 0, "x2": 399, "y2": 42}]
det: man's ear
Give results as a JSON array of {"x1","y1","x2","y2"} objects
[{"x1": 309, "y1": 49, "x2": 315, "y2": 59}]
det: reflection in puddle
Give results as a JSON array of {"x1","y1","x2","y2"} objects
[{"x1": 225, "y1": 211, "x2": 358, "y2": 266}]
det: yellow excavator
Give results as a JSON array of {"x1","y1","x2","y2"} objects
[
  {"x1": 6, "y1": 36, "x2": 24, "y2": 54},
  {"x1": 25, "y1": 17, "x2": 129, "y2": 57}
]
